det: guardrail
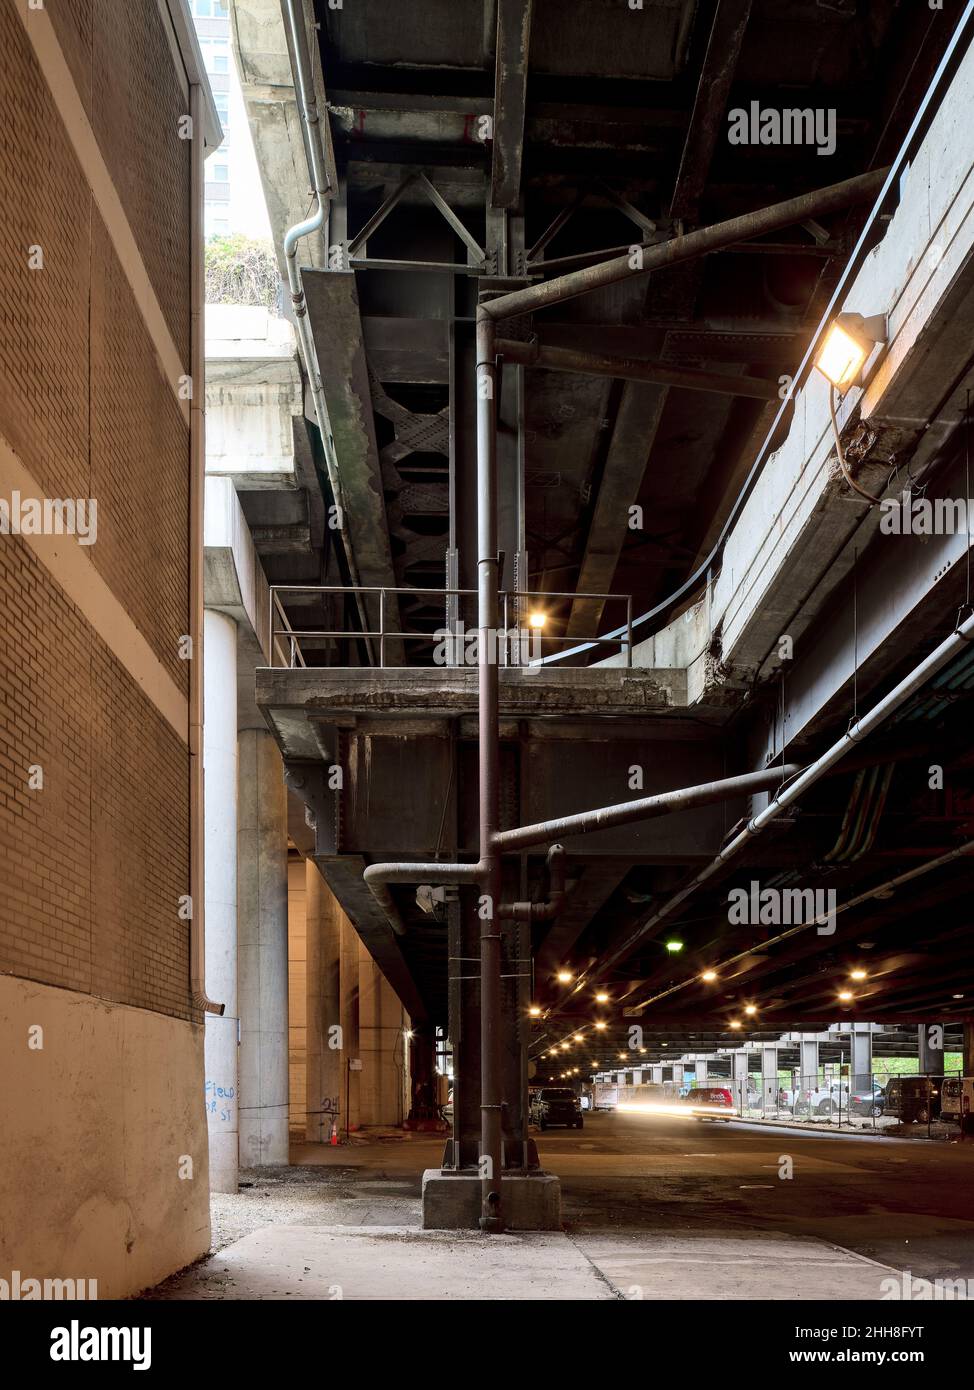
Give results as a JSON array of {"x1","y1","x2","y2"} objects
[{"x1": 267, "y1": 584, "x2": 634, "y2": 669}]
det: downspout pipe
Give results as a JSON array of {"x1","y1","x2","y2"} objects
[
  {"x1": 476, "y1": 306, "x2": 504, "y2": 1231},
  {"x1": 603, "y1": 609, "x2": 974, "y2": 995},
  {"x1": 281, "y1": 0, "x2": 374, "y2": 656},
  {"x1": 189, "y1": 81, "x2": 223, "y2": 1016}
]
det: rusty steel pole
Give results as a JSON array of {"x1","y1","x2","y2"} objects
[{"x1": 476, "y1": 307, "x2": 504, "y2": 1231}]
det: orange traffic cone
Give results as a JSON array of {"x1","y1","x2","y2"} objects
[{"x1": 330, "y1": 1119, "x2": 339, "y2": 1146}]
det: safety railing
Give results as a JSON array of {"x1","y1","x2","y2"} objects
[{"x1": 267, "y1": 584, "x2": 635, "y2": 668}]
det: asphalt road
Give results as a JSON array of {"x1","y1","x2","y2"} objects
[{"x1": 539, "y1": 1108, "x2": 974, "y2": 1280}]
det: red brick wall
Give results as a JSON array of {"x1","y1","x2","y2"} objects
[{"x1": 0, "y1": 0, "x2": 194, "y2": 1022}]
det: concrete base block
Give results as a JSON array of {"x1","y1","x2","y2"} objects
[{"x1": 421, "y1": 1171, "x2": 561, "y2": 1230}]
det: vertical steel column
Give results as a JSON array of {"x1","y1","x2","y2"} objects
[{"x1": 476, "y1": 308, "x2": 504, "y2": 1231}]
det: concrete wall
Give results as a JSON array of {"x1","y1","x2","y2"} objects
[{"x1": 0, "y1": 976, "x2": 210, "y2": 1299}]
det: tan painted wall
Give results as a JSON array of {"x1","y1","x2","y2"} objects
[
  {"x1": 358, "y1": 941, "x2": 407, "y2": 1127},
  {"x1": 0, "y1": 975, "x2": 211, "y2": 1299},
  {"x1": 287, "y1": 855, "x2": 307, "y2": 1137},
  {"x1": 288, "y1": 862, "x2": 410, "y2": 1133}
]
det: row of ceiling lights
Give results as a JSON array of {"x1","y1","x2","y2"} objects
[{"x1": 534, "y1": 965, "x2": 882, "y2": 1027}]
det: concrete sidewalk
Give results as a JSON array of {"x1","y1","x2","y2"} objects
[{"x1": 148, "y1": 1226, "x2": 898, "y2": 1301}]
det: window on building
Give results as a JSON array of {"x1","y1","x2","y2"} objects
[
  {"x1": 211, "y1": 164, "x2": 229, "y2": 183},
  {"x1": 213, "y1": 53, "x2": 229, "y2": 74}
]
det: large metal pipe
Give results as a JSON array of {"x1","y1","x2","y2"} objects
[
  {"x1": 189, "y1": 80, "x2": 222, "y2": 1017},
  {"x1": 476, "y1": 308, "x2": 504, "y2": 1231},
  {"x1": 482, "y1": 167, "x2": 888, "y2": 322},
  {"x1": 601, "y1": 609, "x2": 974, "y2": 996},
  {"x1": 493, "y1": 765, "x2": 801, "y2": 854},
  {"x1": 497, "y1": 338, "x2": 780, "y2": 401}
]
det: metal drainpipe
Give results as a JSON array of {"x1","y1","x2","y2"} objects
[
  {"x1": 476, "y1": 306, "x2": 504, "y2": 1232},
  {"x1": 189, "y1": 80, "x2": 223, "y2": 1017},
  {"x1": 281, "y1": 0, "x2": 374, "y2": 657}
]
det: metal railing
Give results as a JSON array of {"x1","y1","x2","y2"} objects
[
  {"x1": 683, "y1": 1070, "x2": 971, "y2": 1138},
  {"x1": 267, "y1": 584, "x2": 634, "y2": 668}
]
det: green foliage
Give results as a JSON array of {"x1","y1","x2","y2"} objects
[{"x1": 205, "y1": 233, "x2": 281, "y2": 310}]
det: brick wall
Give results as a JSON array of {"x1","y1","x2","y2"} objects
[
  {"x1": 48, "y1": 0, "x2": 192, "y2": 358},
  {"x1": 0, "y1": 0, "x2": 194, "y2": 1022}
]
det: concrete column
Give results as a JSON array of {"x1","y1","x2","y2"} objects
[
  {"x1": 237, "y1": 728, "x2": 290, "y2": 1166},
  {"x1": 651, "y1": 1065, "x2": 663, "y2": 1085},
  {"x1": 799, "y1": 1038, "x2": 819, "y2": 1087},
  {"x1": 732, "y1": 1051, "x2": 748, "y2": 1112},
  {"x1": 203, "y1": 610, "x2": 239, "y2": 1193},
  {"x1": 340, "y1": 911, "x2": 361, "y2": 1132},
  {"x1": 632, "y1": 1068, "x2": 643, "y2": 1085},
  {"x1": 918, "y1": 1022, "x2": 945, "y2": 1077},
  {"x1": 694, "y1": 1058, "x2": 709, "y2": 1085},
  {"x1": 964, "y1": 1021, "x2": 974, "y2": 1076},
  {"x1": 305, "y1": 860, "x2": 342, "y2": 1143},
  {"x1": 761, "y1": 1045, "x2": 779, "y2": 1109},
  {"x1": 359, "y1": 941, "x2": 405, "y2": 1126},
  {"x1": 406, "y1": 1024, "x2": 440, "y2": 1127},
  {"x1": 850, "y1": 1025, "x2": 872, "y2": 1091},
  {"x1": 671, "y1": 1063, "x2": 684, "y2": 1085}
]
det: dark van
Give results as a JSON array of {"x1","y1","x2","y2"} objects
[{"x1": 883, "y1": 1076, "x2": 941, "y2": 1124}]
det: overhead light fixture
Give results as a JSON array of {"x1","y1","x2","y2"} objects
[
  {"x1": 814, "y1": 311, "x2": 886, "y2": 394},
  {"x1": 838, "y1": 990, "x2": 853, "y2": 1002},
  {"x1": 556, "y1": 969, "x2": 573, "y2": 984},
  {"x1": 744, "y1": 1004, "x2": 757, "y2": 1016},
  {"x1": 817, "y1": 311, "x2": 888, "y2": 505},
  {"x1": 595, "y1": 991, "x2": 609, "y2": 1004},
  {"x1": 595, "y1": 1021, "x2": 607, "y2": 1031},
  {"x1": 528, "y1": 1005, "x2": 541, "y2": 1017},
  {"x1": 701, "y1": 969, "x2": 717, "y2": 983},
  {"x1": 528, "y1": 610, "x2": 547, "y2": 630},
  {"x1": 618, "y1": 1052, "x2": 627, "y2": 1060},
  {"x1": 665, "y1": 939, "x2": 684, "y2": 953},
  {"x1": 729, "y1": 1020, "x2": 742, "y2": 1030},
  {"x1": 849, "y1": 969, "x2": 867, "y2": 981}
]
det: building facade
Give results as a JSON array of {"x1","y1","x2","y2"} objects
[{"x1": 0, "y1": 0, "x2": 220, "y2": 1297}]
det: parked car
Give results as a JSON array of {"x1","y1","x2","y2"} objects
[
  {"x1": 883, "y1": 1076, "x2": 941, "y2": 1124},
  {"x1": 531, "y1": 1087, "x2": 583, "y2": 1130},
  {"x1": 940, "y1": 1077, "x2": 963, "y2": 1123},
  {"x1": 791, "y1": 1081, "x2": 883, "y2": 1118},
  {"x1": 683, "y1": 1086, "x2": 735, "y2": 1121},
  {"x1": 847, "y1": 1086, "x2": 885, "y2": 1118},
  {"x1": 792, "y1": 1083, "x2": 847, "y2": 1117}
]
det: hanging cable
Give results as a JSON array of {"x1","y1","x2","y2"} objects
[{"x1": 829, "y1": 383, "x2": 883, "y2": 505}]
